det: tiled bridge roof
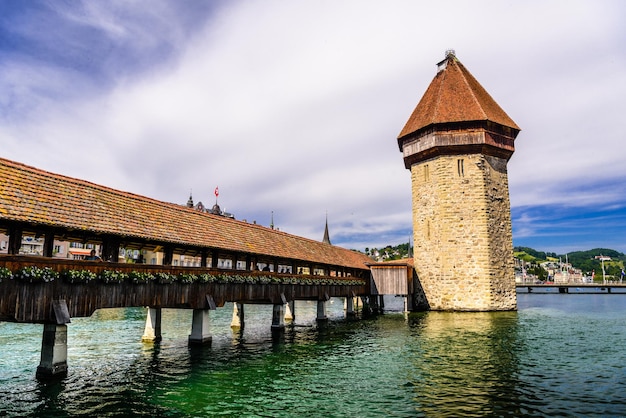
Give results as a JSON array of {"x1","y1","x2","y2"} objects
[{"x1": 0, "y1": 157, "x2": 371, "y2": 271}]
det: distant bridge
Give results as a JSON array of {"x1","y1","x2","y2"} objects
[{"x1": 516, "y1": 283, "x2": 626, "y2": 294}]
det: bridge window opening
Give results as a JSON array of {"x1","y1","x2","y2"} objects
[
  {"x1": 259, "y1": 263, "x2": 272, "y2": 272},
  {"x1": 218, "y1": 259, "x2": 232, "y2": 269},
  {"x1": 426, "y1": 219, "x2": 431, "y2": 240},
  {"x1": 457, "y1": 159, "x2": 465, "y2": 177},
  {"x1": 277, "y1": 265, "x2": 292, "y2": 274}
]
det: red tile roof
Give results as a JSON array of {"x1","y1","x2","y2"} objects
[
  {"x1": 398, "y1": 53, "x2": 520, "y2": 140},
  {"x1": 0, "y1": 157, "x2": 372, "y2": 270}
]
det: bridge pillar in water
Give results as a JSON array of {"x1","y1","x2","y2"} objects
[
  {"x1": 142, "y1": 307, "x2": 162, "y2": 343},
  {"x1": 36, "y1": 324, "x2": 68, "y2": 380},
  {"x1": 284, "y1": 300, "x2": 295, "y2": 321},
  {"x1": 189, "y1": 309, "x2": 212, "y2": 344},
  {"x1": 272, "y1": 304, "x2": 286, "y2": 330},
  {"x1": 369, "y1": 295, "x2": 380, "y2": 314},
  {"x1": 317, "y1": 300, "x2": 328, "y2": 321},
  {"x1": 345, "y1": 297, "x2": 355, "y2": 317},
  {"x1": 230, "y1": 303, "x2": 245, "y2": 329}
]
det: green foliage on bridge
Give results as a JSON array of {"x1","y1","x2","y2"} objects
[
  {"x1": 0, "y1": 267, "x2": 10, "y2": 282},
  {"x1": 1, "y1": 265, "x2": 366, "y2": 287}
]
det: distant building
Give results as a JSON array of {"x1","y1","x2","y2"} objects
[{"x1": 186, "y1": 193, "x2": 234, "y2": 218}]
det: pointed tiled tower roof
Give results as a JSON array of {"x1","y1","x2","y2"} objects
[
  {"x1": 399, "y1": 51, "x2": 519, "y2": 140},
  {"x1": 398, "y1": 51, "x2": 520, "y2": 168}
]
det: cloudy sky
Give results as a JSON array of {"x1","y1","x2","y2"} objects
[{"x1": 1, "y1": 1, "x2": 625, "y2": 254}]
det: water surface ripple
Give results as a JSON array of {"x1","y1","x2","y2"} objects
[{"x1": 2, "y1": 295, "x2": 626, "y2": 417}]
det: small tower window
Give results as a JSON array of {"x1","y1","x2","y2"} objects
[
  {"x1": 424, "y1": 164, "x2": 430, "y2": 181},
  {"x1": 457, "y1": 159, "x2": 464, "y2": 177}
]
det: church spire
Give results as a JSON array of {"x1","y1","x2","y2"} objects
[
  {"x1": 322, "y1": 213, "x2": 331, "y2": 245},
  {"x1": 186, "y1": 190, "x2": 194, "y2": 208}
]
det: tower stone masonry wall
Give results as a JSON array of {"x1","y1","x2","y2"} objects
[{"x1": 411, "y1": 153, "x2": 517, "y2": 311}]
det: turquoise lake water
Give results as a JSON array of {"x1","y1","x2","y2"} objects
[{"x1": 1, "y1": 294, "x2": 626, "y2": 417}]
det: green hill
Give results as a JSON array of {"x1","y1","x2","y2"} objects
[{"x1": 514, "y1": 246, "x2": 625, "y2": 276}]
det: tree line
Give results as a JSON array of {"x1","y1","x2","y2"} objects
[{"x1": 514, "y1": 246, "x2": 625, "y2": 277}]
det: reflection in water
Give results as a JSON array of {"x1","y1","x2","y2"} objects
[
  {"x1": 407, "y1": 312, "x2": 522, "y2": 417},
  {"x1": 3, "y1": 295, "x2": 626, "y2": 416}
]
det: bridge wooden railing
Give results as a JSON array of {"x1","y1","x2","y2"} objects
[{"x1": 0, "y1": 255, "x2": 368, "y2": 323}]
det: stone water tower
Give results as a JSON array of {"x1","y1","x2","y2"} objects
[{"x1": 397, "y1": 51, "x2": 520, "y2": 311}]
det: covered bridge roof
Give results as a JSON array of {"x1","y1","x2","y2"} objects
[{"x1": 0, "y1": 157, "x2": 371, "y2": 270}]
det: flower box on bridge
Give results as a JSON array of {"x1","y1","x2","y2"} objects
[{"x1": 0, "y1": 255, "x2": 367, "y2": 323}]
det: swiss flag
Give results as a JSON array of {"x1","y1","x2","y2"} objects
[{"x1": 214, "y1": 186, "x2": 219, "y2": 197}]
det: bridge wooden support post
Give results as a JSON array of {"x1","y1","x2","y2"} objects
[
  {"x1": 189, "y1": 309, "x2": 212, "y2": 345},
  {"x1": 163, "y1": 246, "x2": 174, "y2": 266},
  {"x1": 36, "y1": 324, "x2": 68, "y2": 380},
  {"x1": 284, "y1": 300, "x2": 295, "y2": 321},
  {"x1": 360, "y1": 296, "x2": 371, "y2": 315},
  {"x1": 345, "y1": 296, "x2": 356, "y2": 317},
  {"x1": 230, "y1": 303, "x2": 245, "y2": 329},
  {"x1": 200, "y1": 249, "x2": 208, "y2": 268},
  {"x1": 317, "y1": 300, "x2": 328, "y2": 321},
  {"x1": 102, "y1": 236, "x2": 121, "y2": 263},
  {"x1": 272, "y1": 304, "x2": 286, "y2": 330},
  {"x1": 7, "y1": 226, "x2": 22, "y2": 255},
  {"x1": 42, "y1": 230, "x2": 55, "y2": 258},
  {"x1": 369, "y1": 295, "x2": 380, "y2": 314},
  {"x1": 141, "y1": 307, "x2": 162, "y2": 343},
  {"x1": 36, "y1": 300, "x2": 71, "y2": 380}
]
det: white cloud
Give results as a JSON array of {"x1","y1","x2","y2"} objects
[{"x1": 2, "y1": 0, "x2": 626, "y2": 251}]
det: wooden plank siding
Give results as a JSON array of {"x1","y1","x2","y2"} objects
[{"x1": 368, "y1": 262, "x2": 413, "y2": 295}]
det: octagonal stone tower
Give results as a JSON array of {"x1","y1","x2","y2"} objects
[{"x1": 398, "y1": 51, "x2": 520, "y2": 311}]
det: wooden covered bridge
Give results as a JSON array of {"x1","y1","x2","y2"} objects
[{"x1": 0, "y1": 156, "x2": 388, "y2": 379}]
